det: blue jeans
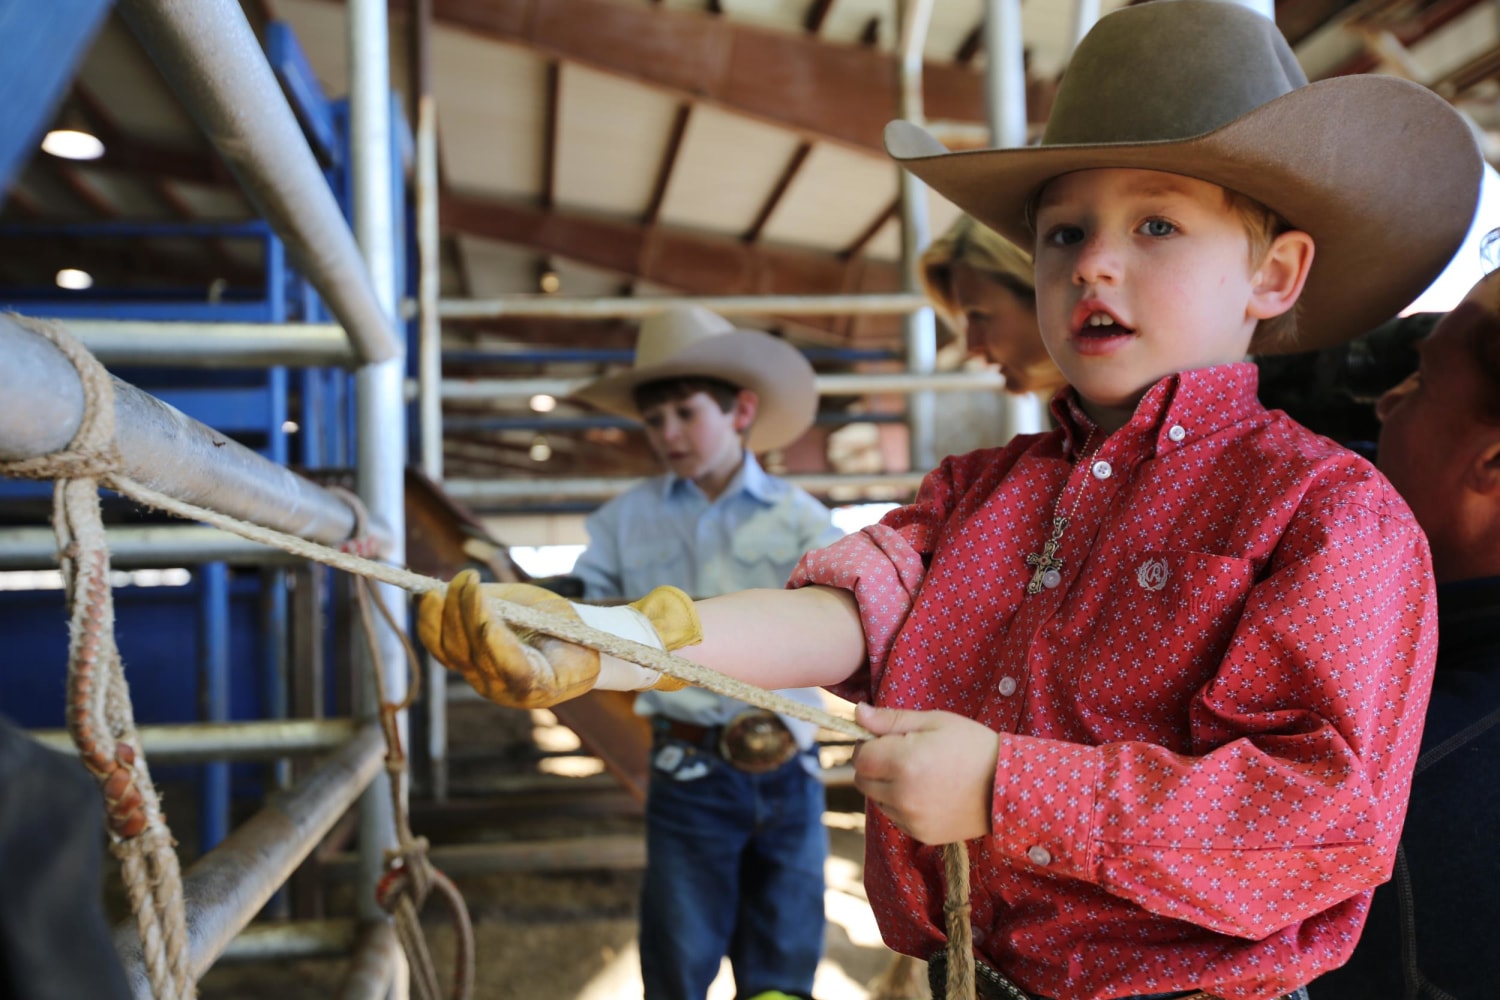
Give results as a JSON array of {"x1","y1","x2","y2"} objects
[{"x1": 639, "y1": 736, "x2": 828, "y2": 1000}]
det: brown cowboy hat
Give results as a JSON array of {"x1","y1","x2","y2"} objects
[
  {"x1": 885, "y1": 0, "x2": 1483, "y2": 354},
  {"x1": 570, "y1": 305, "x2": 817, "y2": 452}
]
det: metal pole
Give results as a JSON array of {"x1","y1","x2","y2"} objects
[
  {"x1": 0, "y1": 525, "x2": 294, "y2": 569},
  {"x1": 412, "y1": 0, "x2": 449, "y2": 805},
  {"x1": 984, "y1": 0, "x2": 1048, "y2": 439},
  {"x1": 897, "y1": 0, "x2": 939, "y2": 473},
  {"x1": 337, "y1": 922, "x2": 399, "y2": 1000},
  {"x1": 438, "y1": 292, "x2": 927, "y2": 320},
  {"x1": 1069, "y1": 0, "x2": 1101, "y2": 58},
  {"x1": 115, "y1": 0, "x2": 401, "y2": 365},
  {"x1": 0, "y1": 316, "x2": 379, "y2": 550},
  {"x1": 113, "y1": 726, "x2": 385, "y2": 998},
  {"x1": 437, "y1": 369, "x2": 1006, "y2": 403},
  {"x1": 445, "y1": 471, "x2": 926, "y2": 505},
  {"x1": 64, "y1": 321, "x2": 355, "y2": 369},
  {"x1": 348, "y1": 0, "x2": 409, "y2": 929},
  {"x1": 31, "y1": 718, "x2": 361, "y2": 762},
  {"x1": 218, "y1": 919, "x2": 358, "y2": 962}
]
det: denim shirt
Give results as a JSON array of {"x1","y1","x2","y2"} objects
[{"x1": 571, "y1": 453, "x2": 844, "y2": 752}]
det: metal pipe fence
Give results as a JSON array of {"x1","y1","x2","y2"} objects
[
  {"x1": 116, "y1": 0, "x2": 400, "y2": 365},
  {"x1": 0, "y1": 315, "x2": 384, "y2": 551},
  {"x1": 113, "y1": 726, "x2": 385, "y2": 999}
]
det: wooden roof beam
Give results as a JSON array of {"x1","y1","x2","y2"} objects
[
  {"x1": 439, "y1": 190, "x2": 905, "y2": 339},
  {"x1": 406, "y1": 0, "x2": 1003, "y2": 153},
  {"x1": 742, "y1": 142, "x2": 811, "y2": 244}
]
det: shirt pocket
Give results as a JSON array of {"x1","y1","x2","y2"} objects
[
  {"x1": 728, "y1": 521, "x2": 805, "y2": 583},
  {"x1": 1073, "y1": 549, "x2": 1255, "y2": 740}
]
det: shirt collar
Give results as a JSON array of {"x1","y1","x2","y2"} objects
[
  {"x1": 662, "y1": 450, "x2": 773, "y2": 504},
  {"x1": 1049, "y1": 362, "x2": 1265, "y2": 461}
]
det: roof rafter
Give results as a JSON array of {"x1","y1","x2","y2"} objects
[
  {"x1": 397, "y1": 0, "x2": 1004, "y2": 154},
  {"x1": 439, "y1": 189, "x2": 906, "y2": 338}
]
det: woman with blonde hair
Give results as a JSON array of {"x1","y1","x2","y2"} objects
[{"x1": 920, "y1": 214, "x2": 1065, "y2": 397}]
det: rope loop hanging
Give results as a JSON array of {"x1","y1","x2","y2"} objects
[{"x1": 0, "y1": 313, "x2": 194, "y2": 1000}]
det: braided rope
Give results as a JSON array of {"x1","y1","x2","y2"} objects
[
  {"x1": 1, "y1": 315, "x2": 194, "y2": 1000},
  {"x1": 3, "y1": 316, "x2": 975, "y2": 1000}
]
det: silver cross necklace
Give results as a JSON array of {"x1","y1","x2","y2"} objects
[{"x1": 1025, "y1": 425, "x2": 1099, "y2": 596}]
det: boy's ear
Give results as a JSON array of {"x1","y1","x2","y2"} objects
[
  {"x1": 732, "y1": 389, "x2": 759, "y2": 435},
  {"x1": 1247, "y1": 230, "x2": 1315, "y2": 321}
]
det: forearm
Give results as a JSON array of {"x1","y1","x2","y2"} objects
[{"x1": 643, "y1": 585, "x2": 866, "y2": 691}]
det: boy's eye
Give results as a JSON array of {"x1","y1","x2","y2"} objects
[
  {"x1": 1139, "y1": 218, "x2": 1176, "y2": 237},
  {"x1": 1043, "y1": 225, "x2": 1084, "y2": 247}
]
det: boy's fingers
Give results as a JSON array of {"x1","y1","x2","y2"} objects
[{"x1": 855, "y1": 701, "x2": 930, "y2": 736}]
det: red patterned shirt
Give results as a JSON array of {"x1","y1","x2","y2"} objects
[{"x1": 790, "y1": 364, "x2": 1437, "y2": 1000}]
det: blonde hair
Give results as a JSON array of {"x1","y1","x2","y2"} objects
[
  {"x1": 920, "y1": 215, "x2": 1035, "y2": 327},
  {"x1": 1225, "y1": 188, "x2": 1301, "y2": 351}
]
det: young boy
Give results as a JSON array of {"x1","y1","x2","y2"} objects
[
  {"x1": 419, "y1": 4, "x2": 1481, "y2": 999},
  {"x1": 444, "y1": 305, "x2": 842, "y2": 1000}
]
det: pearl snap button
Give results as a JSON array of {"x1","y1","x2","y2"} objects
[
  {"x1": 1041, "y1": 569, "x2": 1062, "y2": 589},
  {"x1": 1027, "y1": 845, "x2": 1052, "y2": 866},
  {"x1": 1168, "y1": 424, "x2": 1187, "y2": 442},
  {"x1": 1091, "y1": 460, "x2": 1112, "y2": 480},
  {"x1": 998, "y1": 676, "x2": 1018, "y2": 697}
]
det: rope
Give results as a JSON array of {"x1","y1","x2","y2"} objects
[
  {"x1": 3, "y1": 315, "x2": 976, "y2": 1000},
  {"x1": 0, "y1": 314, "x2": 194, "y2": 1000},
  {"x1": 343, "y1": 502, "x2": 474, "y2": 1000}
]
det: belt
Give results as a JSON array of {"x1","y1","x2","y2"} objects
[
  {"x1": 925, "y1": 951, "x2": 1237, "y2": 1000},
  {"x1": 653, "y1": 711, "x2": 802, "y2": 773},
  {"x1": 659, "y1": 718, "x2": 719, "y2": 748}
]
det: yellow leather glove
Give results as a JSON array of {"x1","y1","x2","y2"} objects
[{"x1": 415, "y1": 570, "x2": 701, "y2": 709}]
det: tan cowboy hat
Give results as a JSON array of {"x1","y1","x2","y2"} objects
[
  {"x1": 884, "y1": 0, "x2": 1483, "y2": 354},
  {"x1": 570, "y1": 305, "x2": 817, "y2": 452}
]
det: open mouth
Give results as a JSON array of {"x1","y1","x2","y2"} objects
[{"x1": 1077, "y1": 311, "x2": 1135, "y2": 338}]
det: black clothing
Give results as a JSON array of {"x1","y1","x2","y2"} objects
[
  {"x1": 0, "y1": 716, "x2": 131, "y2": 1000},
  {"x1": 1312, "y1": 576, "x2": 1500, "y2": 999}
]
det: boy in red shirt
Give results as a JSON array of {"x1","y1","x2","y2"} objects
[{"x1": 418, "y1": 3, "x2": 1480, "y2": 998}]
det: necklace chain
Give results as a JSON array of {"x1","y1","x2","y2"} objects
[{"x1": 1025, "y1": 426, "x2": 1099, "y2": 596}]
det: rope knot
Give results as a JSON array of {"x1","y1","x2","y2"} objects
[{"x1": 0, "y1": 314, "x2": 122, "y2": 483}]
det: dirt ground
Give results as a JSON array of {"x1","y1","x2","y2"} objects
[{"x1": 193, "y1": 699, "x2": 931, "y2": 1000}]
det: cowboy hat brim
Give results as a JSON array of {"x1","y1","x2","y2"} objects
[
  {"x1": 887, "y1": 74, "x2": 1482, "y2": 353},
  {"x1": 570, "y1": 328, "x2": 817, "y2": 452}
]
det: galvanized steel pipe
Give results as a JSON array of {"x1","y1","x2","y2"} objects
[
  {"x1": 0, "y1": 315, "x2": 375, "y2": 549},
  {"x1": 32, "y1": 718, "x2": 360, "y2": 763},
  {"x1": 0, "y1": 525, "x2": 290, "y2": 569},
  {"x1": 446, "y1": 472, "x2": 926, "y2": 505},
  {"x1": 439, "y1": 292, "x2": 928, "y2": 321},
  {"x1": 347, "y1": 0, "x2": 409, "y2": 932},
  {"x1": 68, "y1": 320, "x2": 355, "y2": 369},
  {"x1": 113, "y1": 725, "x2": 384, "y2": 998},
  {"x1": 897, "y1": 0, "x2": 939, "y2": 473},
  {"x1": 219, "y1": 919, "x2": 359, "y2": 962},
  {"x1": 336, "y1": 922, "x2": 399, "y2": 1000},
  {"x1": 115, "y1": 0, "x2": 400, "y2": 365},
  {"x1": 438, "y1": 369, "x2": 1007, "y2": 403}
]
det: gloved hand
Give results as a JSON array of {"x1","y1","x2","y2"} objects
[{"x1": 415, "y1": 570, "x2": 702, "y2": 708}]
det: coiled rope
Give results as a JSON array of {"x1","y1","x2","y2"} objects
[
  {"x1": 1, "y1": 315, "x2": 193, "y2": 1000},
  {"x1": 3, "y1": 314, "x2": 975, "y2": 1000}
]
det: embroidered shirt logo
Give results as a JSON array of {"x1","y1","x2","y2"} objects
[{"x1": 1136, "y1": 558, "x2": 1169, "y2": 592}]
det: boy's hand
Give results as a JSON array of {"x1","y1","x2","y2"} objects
[
  {"x1": 417, "y1": 571, "x2": 599, "y2": 708},
  {"x1": 852, "y1": 703, "x2": 1000, "y2": 844},
  {"x1": 416, "y1": 570, "x2": 699, "y2": 709}
]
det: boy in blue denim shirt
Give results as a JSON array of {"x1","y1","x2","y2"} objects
[{"x1": 571, "y1": 305, "x2": 841, "y2": 1000}]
